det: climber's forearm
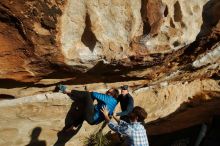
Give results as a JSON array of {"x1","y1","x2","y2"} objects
[{"x1": 103, "y1": 114, "x2": 111, "y2": 123}]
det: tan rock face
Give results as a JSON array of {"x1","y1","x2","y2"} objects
[
  {"x1": 142, "y1": 0, "x2": 209, "y2": 52},
  {"x1": 60, "y1": 0, "x2": 143, "y2": 69}
]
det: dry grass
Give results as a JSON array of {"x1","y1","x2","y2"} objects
[{"x1": 83, "y1": 131, "x2": 110, "y2": 146}]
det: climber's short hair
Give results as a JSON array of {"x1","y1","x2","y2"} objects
[
  {"x1": 129, "y1": 106, "x2": 148, "y2": 122},
  {"x1": 106, "y1": 88, "x2": 119, "y2": 98}
]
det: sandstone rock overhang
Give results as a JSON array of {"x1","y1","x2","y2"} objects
[{"x1": 0, "y1": 0, "x2": 219, "y2": 83}]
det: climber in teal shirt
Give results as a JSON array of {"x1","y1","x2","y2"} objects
[{"x1": 57, "y1": 84, "x2": 119, "y2": 125}]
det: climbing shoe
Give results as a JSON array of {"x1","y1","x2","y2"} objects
[{"x1": 57, "y1": 84, "x2": 67, "y2": 93}]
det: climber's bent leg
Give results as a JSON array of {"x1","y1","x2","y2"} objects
[
  {"x1": 70, "y1": 90, "x2": 95, "y2": 124},
  {"x1": 84, "y1": 96, "x2": 96, "y2": 125},
  {"x1": 69, "y1": 90, "x2": 91, "y2": 101}
]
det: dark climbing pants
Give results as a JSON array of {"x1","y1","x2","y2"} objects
[{"x1": 70, "y1": 90, "x2": 95, "y2": 125}]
